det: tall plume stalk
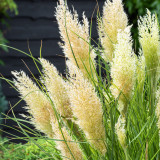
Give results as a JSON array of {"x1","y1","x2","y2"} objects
[
  {"x1": 55, "y1": 0, "x2": 96, "y2": 80},
  {"x1": 138, "y1": 10, "x2": 159, "y2": 77},
  {"x1": 138, "y1": 10, "x2": 160, "y2": 113},
  {"x1": 98, "y1": 0, "x2": 128, "y2": 62},
  {"x1": 66, "y1": 61, "x2": 106, "y2": 155},
  {"x1": 12, "y1": 71, "x2": 55, "y2": 138},
  {"x1": 110, "y1": 27, "x2": 136, "y2": 158},
  {"x1": 40, "y1": 58, "x2": 72, "y2": 119},
  {"x1": 110, "y1": 26, "x2": 136, "y2": 112}
]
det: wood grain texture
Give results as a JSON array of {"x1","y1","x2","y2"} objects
[
  {"x1": 1, "y1": 57, "x2": 66, "y2": 77},
  {"x1": 3, "y1": 18, "x2": 98, "y2": 40},
  {"x1": 9, "y1": 1, "x2": 103, "y2": 19}
]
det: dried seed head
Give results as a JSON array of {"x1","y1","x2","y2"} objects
[
  {"x1": 98, "y1": 0, "x2": 128, "y2": 62},
  {"x1": 138, "y1": 9, "x2": 160, "y2": 73},
  {"x1": 110, "y1": 26, "x2": 136, "y2": 105},
  {"x1": 12, "y1": 71, "x2": 55, "y2": 138},
  {"x1": 56, "y1": 0, "x2": 96, "y2": 80},
  {"x1": 40, "y1": 58, "x2": 72, "y2": 118},
  {"x1": 66, "y1": 61, "x2": 106, "y2": 155}
]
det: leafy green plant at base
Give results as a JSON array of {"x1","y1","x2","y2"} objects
[{"x1": 0, "y1": 137, "x2": 61, "y2": 160}]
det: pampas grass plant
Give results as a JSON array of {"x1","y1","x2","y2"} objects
[{"x1": 1, "y1": 0, "x2": 160, "y2": 159}]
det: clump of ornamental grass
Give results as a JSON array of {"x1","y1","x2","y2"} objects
[{"x1": 2, "y1": 0, "x2": 160, "y2": 159}]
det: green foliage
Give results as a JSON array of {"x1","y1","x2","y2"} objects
[
  {"x1": 0, "y1": 138, "x2": 61, "y2": 160},
  {"x1": 0, "y1": 0, "x2": 18, "y2": 52},
  {"x1": 0, "y1": 0, "x2": 18, "y2": 14},
  {"x1": 125, "y1": 0, "x2": 160, "y2": 17},
  {"x1": 25, "y1": 139, "x2": 62, "y2": 160}
]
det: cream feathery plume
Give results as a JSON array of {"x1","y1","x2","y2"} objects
[
  {"x1": 55, "y1": 0, "x2": 96, "y2": 80},
  {"x1": 98, "y1": 0, "x2": 128, "y2": 62},
  {"x1": 55, "y1": 127, "x2": 83, "y2": 160},
  {"x1": 110, "y1": 26, "x2": 136, "y2": 107},
  {"x1": 48, "y1": 107, "x2": 83, "y2": 160},
  {"x1": 138, "y1": 9, "x2": 159, "y2": 74},
  {"x1": 110, "y1": 26, "x2": 135, "y2": 153},
  {"x1": 115, "y1": 115, "x2": 126, "y2": 148},
  {"x1": 66, "y1": 61, "x2": 106, "y2": 155},
  {"x1": 12, "y1": 71, "x2": 55, "y2": 138},
  {"x1": 138, "y1": 10, "x2": 159, "y2": 110},
  {"x1": 39, "y1": 58, "x2": 72, "y2": 118}
]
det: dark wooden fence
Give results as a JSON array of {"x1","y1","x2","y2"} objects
[{"x1": 0, "y1": 0, "x2": 103, "y2": 142}]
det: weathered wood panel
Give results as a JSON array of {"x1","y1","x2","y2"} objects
[
  {"x1": 3, "y1": 18, "x2": 98, "y2": 40},
  {"x1": 3, "y1": 19, "x2": 59, "y2": 40},
  {"x1": 8, "y1": 0, "x2": 103, "y2": 19},
  {"x1": 1, "y1": 57, "x2": 65, "y2": 77}
]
